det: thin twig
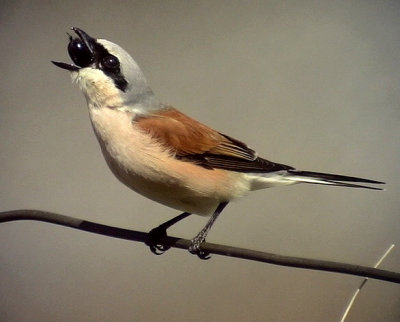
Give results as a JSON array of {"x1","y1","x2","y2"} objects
[
  {"x1": 1, "y1": 209, "x2": 399, "y2": 284},
  {"x1": 340, "y1": 244, "x2": 395, "y2": 321}
]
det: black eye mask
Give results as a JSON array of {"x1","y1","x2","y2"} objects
[{"x1": 52, "y1": 27, "x2": 128, "y2": 92}]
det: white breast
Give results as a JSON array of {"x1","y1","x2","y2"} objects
[{"x1": 88, "y1": 107, "x2": 250, "y2": 215}]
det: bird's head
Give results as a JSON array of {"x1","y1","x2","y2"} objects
[{"x1": 52, "y1": 27, "x2": 160, "y2": 111}]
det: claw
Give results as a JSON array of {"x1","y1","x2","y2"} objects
[
  {"x1": 197, "y1": 250, "x2": 211, "y2": 260},
  {"x1": 189, "y1": 236, "x2": 211, "y2": 260},
  {"x1": 146, "y1": 226, "x2": 171, "y2": 255},
  {"x1": 145, "y1": 212, "x2": 192, "y2": 256},
  {"x1": 149, "y1": 243, "x2": 169, "y2": 255}
]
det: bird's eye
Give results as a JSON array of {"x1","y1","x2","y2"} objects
[
  {"x1": 68, "y1": 38, "x2": 93, "y2": 67},
  {"x1": 101, "y1": 55, "x2": 120, "y2": 70}
]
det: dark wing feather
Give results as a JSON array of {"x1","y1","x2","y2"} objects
[
  {"x1": 178, "y1": 154, "x2": 293, "y2": 172},
  {"x1": 136, "y1": 107, "x2": 292, "y2": 173}
]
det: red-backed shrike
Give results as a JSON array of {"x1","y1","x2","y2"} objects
[{"x1": 53, "y1": 28, "x2": 384, "y2": 258}]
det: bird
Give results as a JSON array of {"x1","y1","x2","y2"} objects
[{"x1": 52, "y1": 27, "x2": 384, "y2": 259}]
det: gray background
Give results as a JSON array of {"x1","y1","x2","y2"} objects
[{"x1": 1, "y1": 1, "x2": 399, "y2": 321}]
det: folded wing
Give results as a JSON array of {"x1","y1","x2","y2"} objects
[
  {"x1": 136, "y1": 106, "x2": 292, "y2": 172},
  {"x1": 136, "y1": 107, "x2": 384, "y2": 190}
]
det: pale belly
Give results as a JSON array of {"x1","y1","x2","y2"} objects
[
  {"x1": 101, "y1": 146, "x2": 229, "y2": 215},
  {"x1": 89, "y1": 108, "x2": 250, "y2": 215}
]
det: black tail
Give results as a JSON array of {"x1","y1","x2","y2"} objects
[{"x1": 287, "y1": 170, "x2": 385, "y2": 190}]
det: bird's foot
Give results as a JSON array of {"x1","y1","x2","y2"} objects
[
  {"x1": 146, "y1": 212, "x2": 192, "y2": 256},
  {"x1": 146, "y1": 226, "x2": 171, "y2": 255},
  {"x1": 189, "y1": 234, "x2": 211, "y2": 260}
]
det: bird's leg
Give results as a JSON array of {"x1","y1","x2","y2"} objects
[
  {"x1": 146, "y1": 212, "x2": 191, "y2": 255},
  {"x1": 189, "y1": 201, "x2": 229, "y2": 259}
]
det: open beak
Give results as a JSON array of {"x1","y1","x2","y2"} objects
[
  {"x1": 52, "y1": 60, "x2": 80, "y2": 71},
  {"x1": 52, "y1": 27, "x2": 96, "y2": 71}
]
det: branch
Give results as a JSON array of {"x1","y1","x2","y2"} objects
[{"x1": 1, "y1": 209, "x2": 399, "y2": 284}]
